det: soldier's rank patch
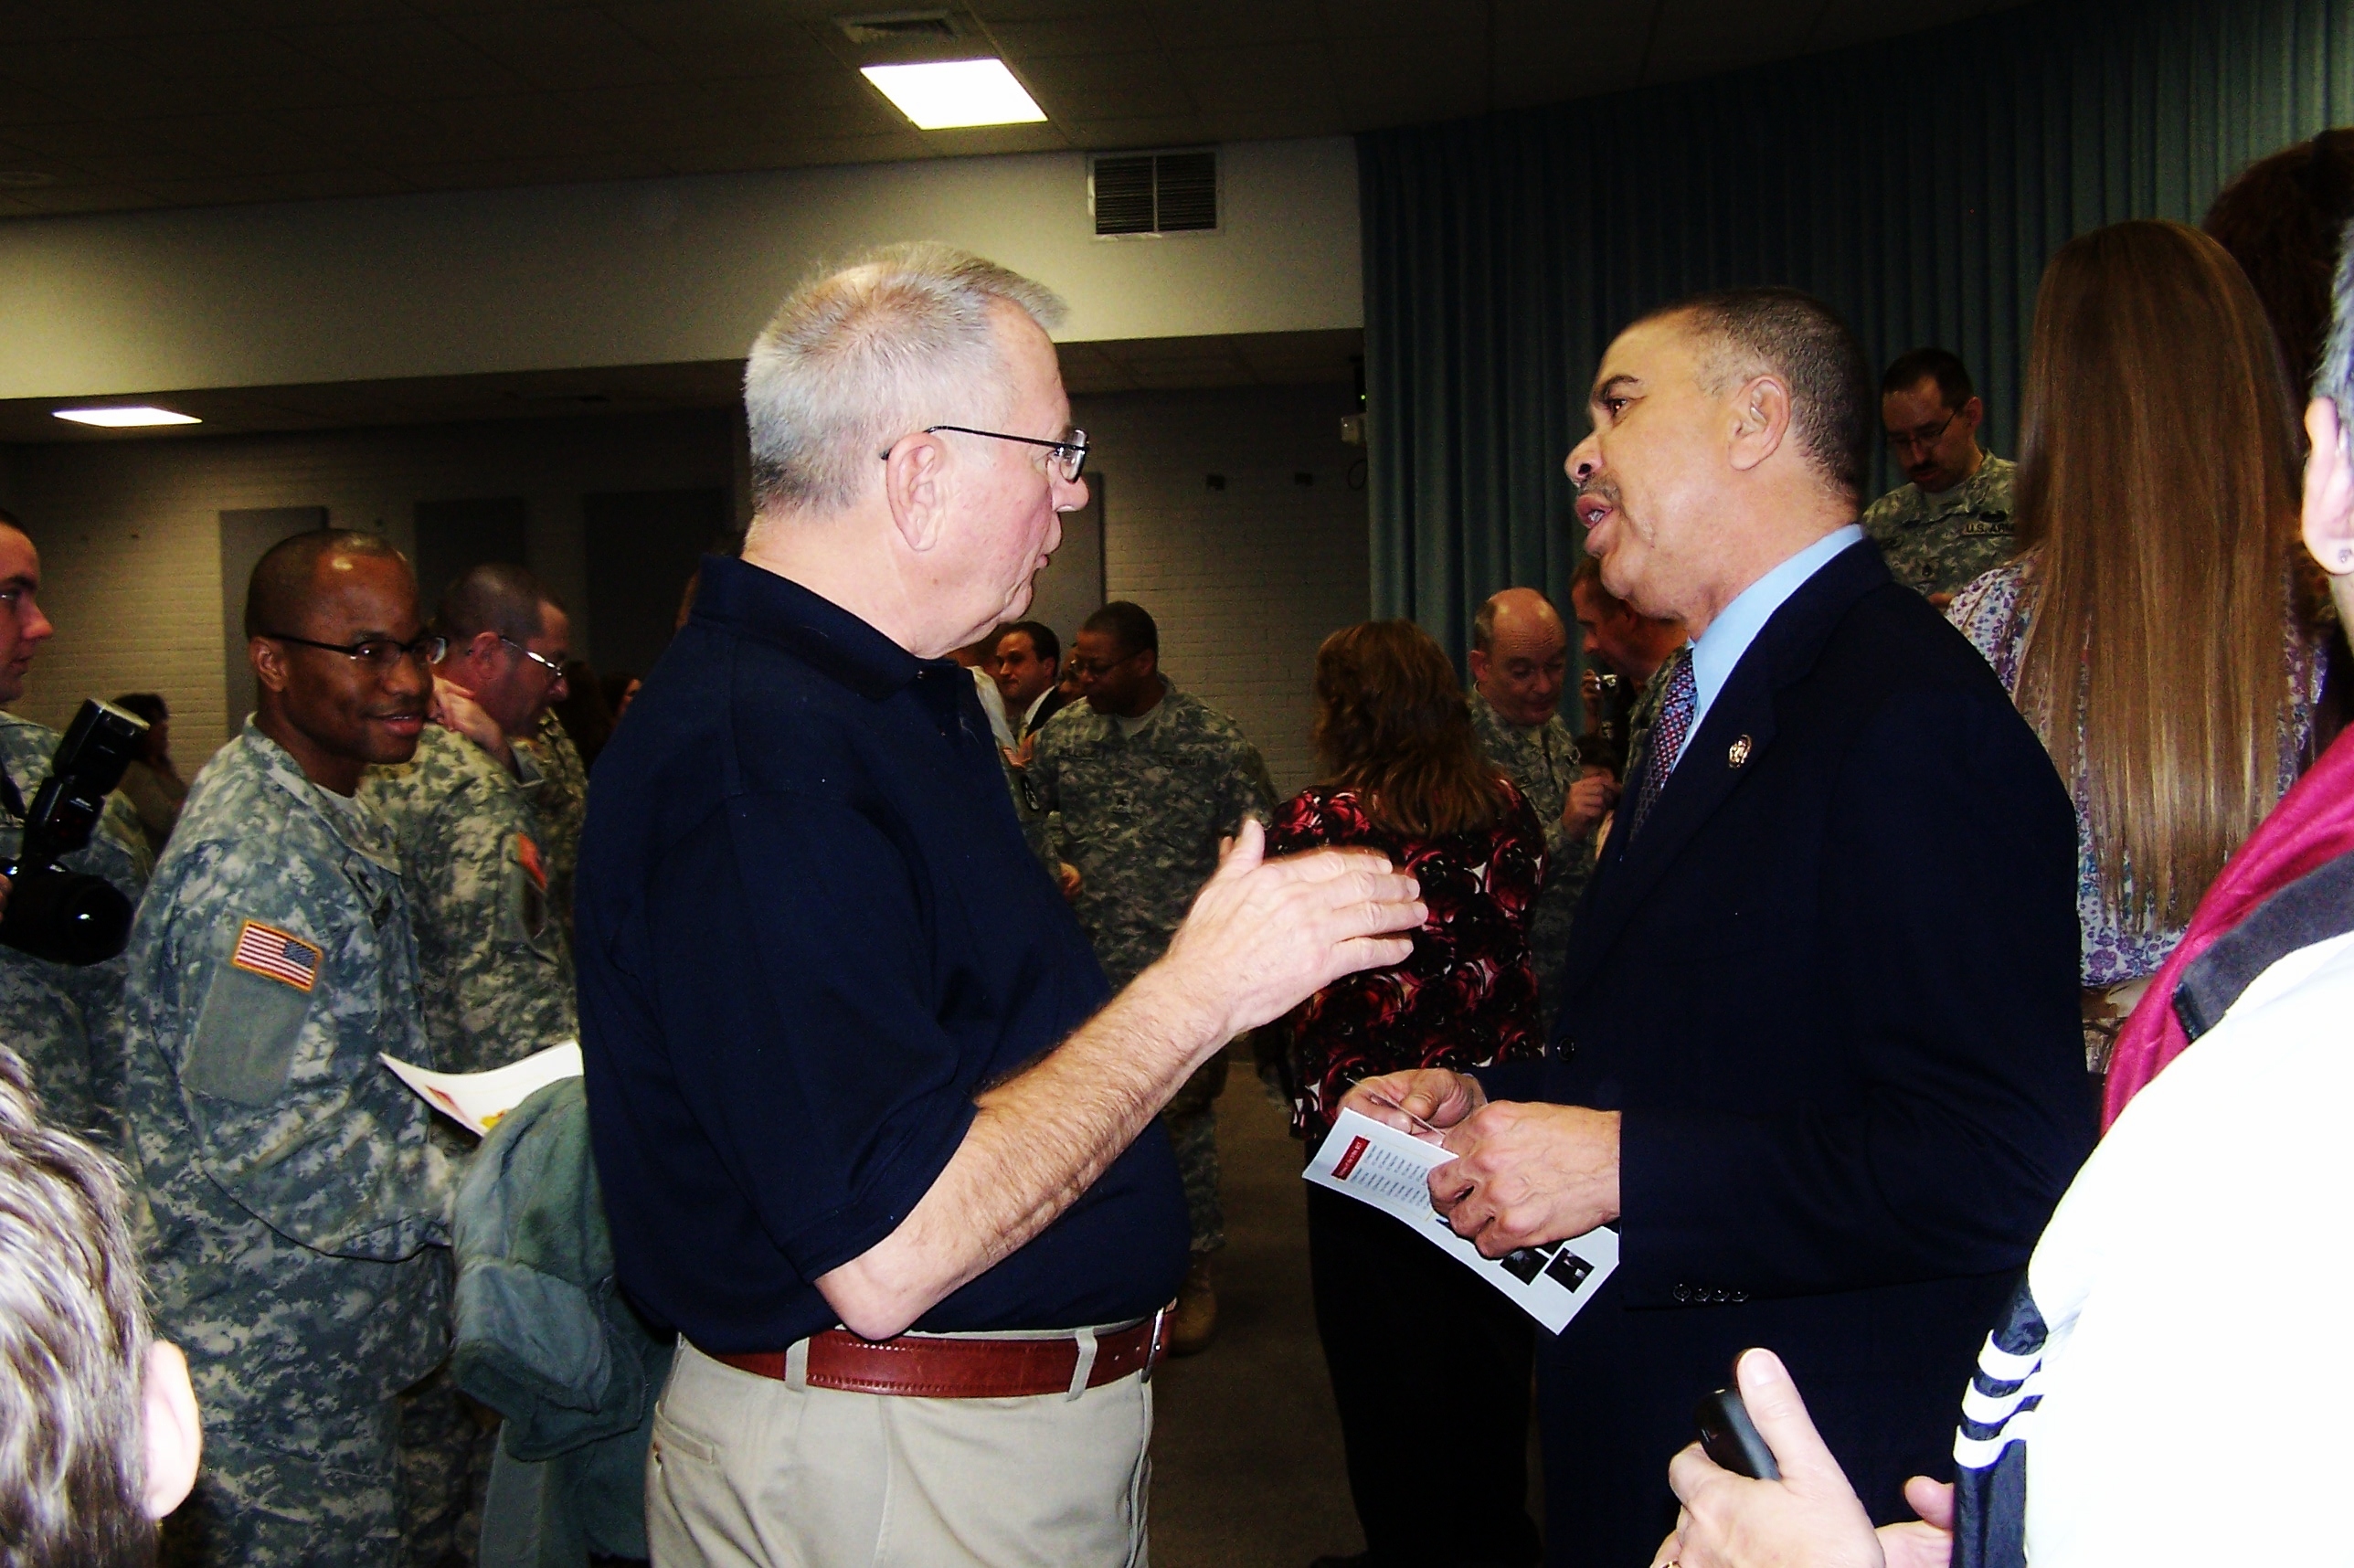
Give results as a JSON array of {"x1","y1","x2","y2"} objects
[
  {"x1": 229, "y1": 920, "x2": 323, "y2": 992},
  {"x1": 514, "y1": 833, "x2": 547, "y2": 891}
]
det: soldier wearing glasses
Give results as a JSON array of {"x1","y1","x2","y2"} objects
[
  {"x1": 125, "y1": 530, "x2": 459, "y2": 1566},
  {"x1": 365, "y1": 561, "x2": 578, "y2": 1078},
  {"x1": 1859, "y1": 346, "x2": 2018, "y2": 603}
]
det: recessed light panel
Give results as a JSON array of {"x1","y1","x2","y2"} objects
[
  {"x1": 52, "y1": 406, "x2": 201, "y2": 428},
  {"x1": 860, "y1": 58, "x2": 1047, "y2": 130}
]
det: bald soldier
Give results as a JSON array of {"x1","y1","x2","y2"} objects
[
  {"x1": 124, "y1": 531, "x2": 457, "y2": 1565},
  {"x1": 1468, "y1": 588, "x2": 1617, "y2": 1024}
]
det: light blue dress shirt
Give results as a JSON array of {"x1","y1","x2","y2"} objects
[{"x1": 1671, "y1": 524, "x2": 1864, "y2": 771}]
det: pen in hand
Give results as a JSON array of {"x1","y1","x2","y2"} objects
[{"x1": 1349, "y1": 1078, "x2": 1445, "y2": 1139}]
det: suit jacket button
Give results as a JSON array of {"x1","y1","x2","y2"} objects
[{"x1": 1671, "y1": 1285, "x2": 1692, "y2": 1304}]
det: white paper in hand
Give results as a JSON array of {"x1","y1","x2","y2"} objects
[
  {"x1": 378, "y1": 1041, "x2": 582, "y2": 1138},
  {"x1": 1304, "y1": 1107, "x2": 1617, "y2": 1333}
]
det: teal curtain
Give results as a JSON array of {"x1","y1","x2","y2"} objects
[{"x1": 1363, "y1": 0, "x2": 2354, "y2": 662}]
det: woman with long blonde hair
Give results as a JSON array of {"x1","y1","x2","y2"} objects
[{"x1": 1948, "y1": 218, "x2": 2334, "y2": 1075}]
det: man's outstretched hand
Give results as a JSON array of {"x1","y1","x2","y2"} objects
[
  {"x1": 1154, "y1": 818, "x2": 1424, "y2": 1044},
  {"x1": 1652, "y1": 1348, "x2": 1954, "y2": 1568}
]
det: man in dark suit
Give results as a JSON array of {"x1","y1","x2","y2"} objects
[
  {"x1": 994, "y1": 619, "x2": 1069, "y2": 739},
  {"x1": 1348, "y1": 289, "x2": 2092, "y2": 1566}
]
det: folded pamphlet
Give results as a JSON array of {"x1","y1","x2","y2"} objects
[
  {"x1": 379, "y1": 1040, "x2": 582, "y2": 1139},
  {"x1": 1304, "y1": 1107, "x2": 1618, "y2": 1333}
]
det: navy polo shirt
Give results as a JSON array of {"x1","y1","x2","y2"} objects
[{"x1": 576, "y1": 556, "x2": 1189, "y2": 1351}]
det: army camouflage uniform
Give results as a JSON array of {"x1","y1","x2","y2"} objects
[
  {"x1": 126, "y1": 722, "x2": 455, "y2": 1568},
  {"x1": 1860, "y1": 453, "x2": 2019, "y2": 599},
  {"x1": 515, "y1": 711, "x2": 587, "y2": 944},
  {"x1": 1024, "y1": 681, "x2": 1275, "y2": 1255},
  {"x1": 0, "y1": 712, "x2": 152, "y2": 1144},
  {"x1": 1468, "y1": 691, "x2": 1585, "y2": 1031},
  {"x1": 363, "y1": 724, "x2": 577, "y2": 1075},
  {"x1": 365, "y1": 721, "x2": 578, "y2": 1566}
]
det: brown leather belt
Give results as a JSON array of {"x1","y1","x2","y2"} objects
[{"x1": 710, "y1": 1310, "x2": 1168, "y2": 1399}]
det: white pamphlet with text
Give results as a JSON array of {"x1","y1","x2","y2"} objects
[
  {"x1": 1304, "y1": 1107, "x2": 1617, "y2": 1333},
  {"x1": 379, "y1": 1040, "x2": 582, "y2": 1139}
]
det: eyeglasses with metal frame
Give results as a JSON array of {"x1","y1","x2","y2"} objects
[
  {"x1": 260, "y1": 631, "x2": 448, "y2": 671},
  {"x1": 1883, "y1": 408, "x2": 1958, "y2": 454},
  {"x1": 500, "y1": 636, "x2": 568, "y2": 683},
  {"x1": 879, "y1": 425, "x2": 1089, "y2": 482}
]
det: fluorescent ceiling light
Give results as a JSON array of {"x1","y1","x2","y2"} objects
[
  {"x1": 861, "y1": 58, "x2": 1047, "y2": 130},
  {"x1": 51, "y1": 406, "x2": 201, "y2": 428}
]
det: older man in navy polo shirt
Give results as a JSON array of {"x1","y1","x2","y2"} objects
[{"x1": 576, "y1": 242, "x2": 1426, "y2": 1568}]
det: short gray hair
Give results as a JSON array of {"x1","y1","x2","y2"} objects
[{"x1": 744, "y1": 242, "x2": 1067, "y2": 514}]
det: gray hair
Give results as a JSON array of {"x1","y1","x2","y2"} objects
[
  {"x1": 2323, "y1": 215, "x2": 2354, "y2": 448},
  {"x1": 743, "y1": 242, "x2": 1068, "y2": 515},
  {"x1": 0, "y1": 1048, "x2": 155, "y2": 1566}
]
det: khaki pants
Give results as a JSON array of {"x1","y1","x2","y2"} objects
[{"x1": 647, "y1": 1338, "x2": 1153, "y2": 1568}]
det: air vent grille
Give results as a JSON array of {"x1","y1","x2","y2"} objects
[
  {"x1": 1091, "y1": 150, "x2": 1218, "y2": 237},
  {"x1": 836, "y1": 10, "x2": 960, "y2": 45}
]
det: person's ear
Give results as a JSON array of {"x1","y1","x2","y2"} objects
[
  {"x1": 1467, "y1": 648, "x2": 1490, "y2": 684},
  {"x1": 881, "y1": 432, "x2": 952, "y2": 555},
  {"x1": 2304, "y1": 398, "x2": 2354, "y2": 576},
  {"x1": 1726, "y1": 375, "x2": 1793, "y2": 473},
  {"x1": 249, "y1": 636, "x2": 292, "y2": 695},
  {"x1": 140, "y1": 1340, "x2": 201, "y2": 1520},
  {"x1": 1959, "y1": 394, "x2": 1985, "y2": 436}
]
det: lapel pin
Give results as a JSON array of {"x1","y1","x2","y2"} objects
[{"x1": 1727, "y1": 735, "x2": 1753, "y2": 768}]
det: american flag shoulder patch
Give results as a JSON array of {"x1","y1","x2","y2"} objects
[
  {"x1": 514, "y1": 832, "x2": 546, "y2": 891},
  {"x1": 229, "y1": 919, "x2": 323, "y2": 993}
]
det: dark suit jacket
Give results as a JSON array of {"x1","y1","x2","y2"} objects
[
  {"x1": 1021, "y1": 684, "x2": 1071, "y2": 738},
  {"x1": 1490, "y1": 541, "x2": 2093, "y2": 1566}
]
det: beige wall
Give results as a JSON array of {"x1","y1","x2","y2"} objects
[
  {"x1": 6, "y1": 410, "x2": 735, "y2": 765},
  {"x1": 1076, "y1": 383, "x2": 1368, "y2": 796},
  {"x1": 0, "y1": 138, "x2": 1361, "y2": 400}
]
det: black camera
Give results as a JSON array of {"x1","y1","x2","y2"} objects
[{"x1": 1, "y1": 699, "x2": 148, "y2": 966}]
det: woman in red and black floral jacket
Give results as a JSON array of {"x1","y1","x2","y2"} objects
[{"x1": 1268, "y1": 618, "x2": 1549, "y2": 1568}]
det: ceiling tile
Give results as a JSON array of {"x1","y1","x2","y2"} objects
[
  {"x1": 1016, "y1": 50, "x2": 1196, "y2": 120},
  {"x1": 1328, "y1": 33, "x2": 1490, "y2": 126},
  {"x1": 205, "y1": 0, "x2": 414, "y2": 25},
  {"x1": 909, "y1": 121, "x2": 1072, "y2": 156},
  {"x1": 655, "y1": 129, "x2": 932, "y2": 172},
  {"x1": 1147, "y1": 0, "x2": 1325, "y2": 47},
  {"x1": 0, "y1": 84, "x2": 73, "y2": 127},
  {"x1": 45, "y1": 0, "x2": 245, "y2": 40},
  {"x1": 1318, "y1": 0, "x2": 1489, "y2": 37},
  {"x1": 1167, "y1": 43, "x2": 1341, "y2": 118},
  {"x1": 985, "y1": 12, "x2": 1166, "y2": 58},
  {"x1": 3, "y1": 182, "x2": 160, "y2": 214},
  {"x1": 150, "y1": 112, "x2": 359, "y2": 175},
  {"x1": 279, "y1": 17, "x2": 538, "y2": 100},
  {"x1": 132, "y1": 167, "x2": 415, "y2": 207},
  {"x1": 0, "y1": 38, "x2": 144, "y2": 90},
  {"x1": 120, "y1": 27, "x2": 318, "y2": 79},
  {"x1": 1644, "y1": 0, "x2": 1808, "y2": 83},
  {"x1": 600, "y1": 0, "x2": 834, "y2": 75},
  {"x1": 440, "y1": 7, "x2": 684, "y2": 91},
  {"x1": 1808, "y1": 0, "x2": 2021, "y2": 50},
  {"x1": 386, "y1": 149, "x2": 675, "y2": 191},
  {"x1": 568, "y1": 76, "x2": 892, "y2": 147}
]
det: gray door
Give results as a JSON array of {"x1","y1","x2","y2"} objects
[{"x1": 218, "y1": 507, "x2": 328, "y2": 744}]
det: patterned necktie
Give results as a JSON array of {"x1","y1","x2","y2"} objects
[{"x1": 1626, "y1": 646, "x2": 1697, "y2": 842}]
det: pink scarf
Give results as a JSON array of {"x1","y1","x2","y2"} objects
[{"x1": 2103, "y1": 724, "x2": 2354, "y2": 1129}]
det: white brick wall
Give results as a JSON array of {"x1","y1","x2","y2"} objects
[
  {"x1": 5, "y1": 410, "x2": 737, "y2": 769},
  {"x1": 1074, "y1": 384, "x2": 1371, "y2": 795}
]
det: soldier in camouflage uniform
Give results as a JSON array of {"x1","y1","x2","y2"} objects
[
  {"x1": 127, "y1": 532, "x2": 457, "y2": 1567},
  {"x1": 1861, "y1": 347, "x2": 2020, "y2": 600},
  {"x1": 1467, "y1": 588, "x2": 1625, "y2": 1030},
  {"x1": 1018, "y1": 602, "x2": 1273, "y2": 1352},
  {"x1": 516, "y1": 708, "x2": 587, "y2": 944},
  {"x1": 365, "y1": 567, "x2": 578, "y2": 1568},
  {"x1": 0, "y1": 516, "x2": 152, "y2": 1144},
  {"x1": 365, "y1": 565, "x2": 578, "y2": 1076}
]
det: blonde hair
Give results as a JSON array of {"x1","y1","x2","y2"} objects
[{"x1": 2013, "y1": 219, "x2": 2311, "y2": 930}]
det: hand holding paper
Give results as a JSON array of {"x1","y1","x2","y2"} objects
[
  {"x1": 1305, "y1": 1107, "x2": 1617, "y2": 1334},
  {"x1": 1431, "y1": 1100, "x2": 1623, "y2": 1257}
]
